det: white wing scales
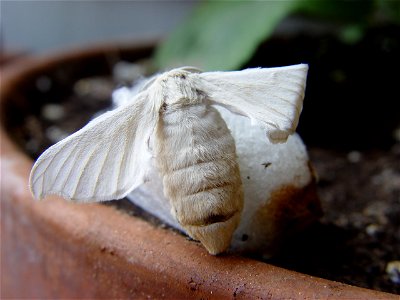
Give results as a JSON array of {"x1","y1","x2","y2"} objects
[
  {"x1": 29, "y1": 92, "x2": 160, "y2": 202},
  {"x1": 197, "y1": 64, "x2": 308, "y2": 143}
]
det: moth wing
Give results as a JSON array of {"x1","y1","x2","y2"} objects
[
  {"x1": 29, "y1": 92, "x2": 160, "y2": 202},
  {"x1": 198, "y1": 64, "x2": 308, "y2": 143}
]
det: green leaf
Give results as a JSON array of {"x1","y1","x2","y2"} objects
[{"x1": 154, "y1": 1, "x2": 297, "y2": 71}]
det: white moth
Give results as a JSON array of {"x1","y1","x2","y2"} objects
[{"x1": 29, "y1": 64, "x2": 308, "y2": 255}]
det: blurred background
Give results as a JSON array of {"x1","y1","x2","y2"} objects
[{"x1": 1, "y1": 1, "x2": 198, "y2": 53}]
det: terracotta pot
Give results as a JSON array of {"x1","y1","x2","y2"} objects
[{"x1": 1, "y1": 42, "x2": 397, "y2": 299}]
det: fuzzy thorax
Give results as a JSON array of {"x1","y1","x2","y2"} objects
[{"x1": 153, "y1": 68, "x2": 206, "y2": 108}]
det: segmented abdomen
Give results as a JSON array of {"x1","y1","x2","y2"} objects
[{"x1": 155, "y1": 103, "x2": 243, "y2": 229}]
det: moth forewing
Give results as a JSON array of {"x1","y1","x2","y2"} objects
[
  {"x1": 197, "y1": 64, "x2": 308, "y2": 143},
  {"x1": 29, "y1": 90, "x2": 161, "y2": 202}
]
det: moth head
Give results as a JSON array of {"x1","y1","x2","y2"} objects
[{"x1": 155, "y1": 68, "x2": 207, "y2": 107}]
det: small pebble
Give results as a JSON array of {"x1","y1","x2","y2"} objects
[
  {"x1": 41, "y1": 104, "x2": 65, "y2": 121},
  {"x1": 36, "y1": 76, "x2": 52, "y2": 92},
  {"x1": 113, "y1": 61, "x2": 146, "y2": 83},
  {"x1": 25, "y1": 139, "x2": 40, "y2": 153},
  {"x1": 393, "y1": 127, "x2": 400, "y2": 143},
  {"x1": 74, "y1": 77, "x2": 114, "y2": 101},
  {"x1": 365, "y1": 223, "x2": 383, "y2": 238},
  {"x1": 347, "y1": 151, "x2": 362, "y2": 163},
  {"x1": 46, "y1": 126, "x2": 69, "y2": 143},
  {"x1": 386, "y1": 261, "x2": 400, "y2": 284}
]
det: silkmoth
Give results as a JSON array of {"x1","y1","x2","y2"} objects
[{"x1": 29, "y1": 64, "x2": 309, "y2": 255}]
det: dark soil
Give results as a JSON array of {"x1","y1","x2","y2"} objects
[
  {"x1": 3, "y1": 25, "x2": 399, "y2": 294},
  {"x1": 270, "y1": 147, "x2": 400, "y2": 294}
]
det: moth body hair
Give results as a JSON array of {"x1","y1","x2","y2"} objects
[{"x1": 155, "y1": 99, "x2": 243, "y2": 254}]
